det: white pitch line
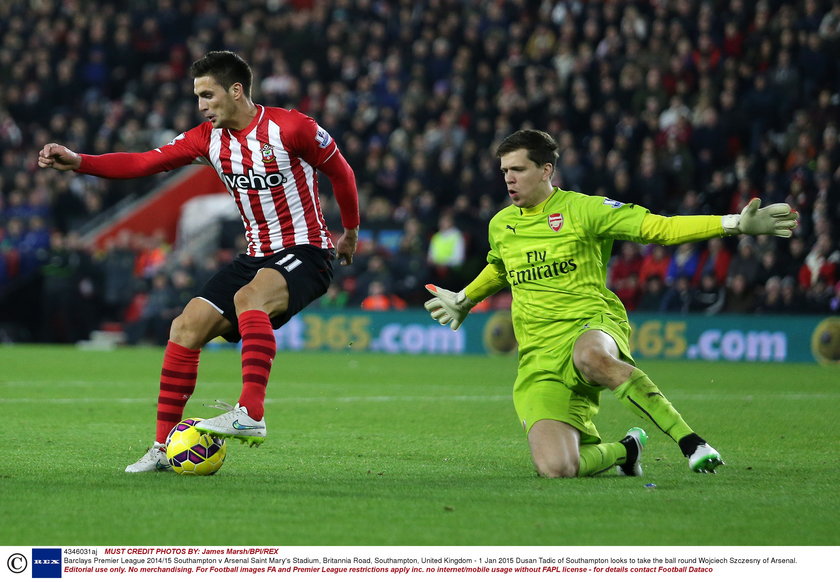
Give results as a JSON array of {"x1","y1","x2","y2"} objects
[
  {"x1": 0, "y1": 395, "x2": 511, "y2": 405},
  {"x1": 0, "y1": 393, "x2": 837, "y2": 405},
  {"x1": 0, "y1": 380, "x2": 498, "y2": 391}
]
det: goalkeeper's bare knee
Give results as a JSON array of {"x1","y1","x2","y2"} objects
[{"x1": 573, "y1": 330, "x2": 634, "y2": 388}]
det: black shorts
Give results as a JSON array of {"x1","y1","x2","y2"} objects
[{"x1": 198, "y1": 245, "x2": 334, "y2": 342}]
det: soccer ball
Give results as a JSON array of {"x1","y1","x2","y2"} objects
[
  {"x1": 165, "y1": 418, "x2": 227, "y2": 476},
  {"x1": 812, "y1": 317, "x2": 840, "y2": 365}
]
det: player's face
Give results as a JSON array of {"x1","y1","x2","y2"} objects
[
  {"x1": 194, "y1": 76, "x2": 238, "y2": 129},
  {"x1": 499, "y1": 149, "x2": 553, "y2": 208}
]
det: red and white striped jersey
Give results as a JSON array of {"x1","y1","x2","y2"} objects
[{"x1": 79, "y1": 105, "x2": 357, "y2": 257}]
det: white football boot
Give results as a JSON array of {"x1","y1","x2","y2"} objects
[
  {"x1": 688, "y1": 443, "x2": 725, "y2": 473},
  {"x1": 616, "y1": 427, "x2": 648, "y2": 477},
  {"x1": 194, "y1": 401, "x2": 266, "y2": 447},
  {"x1": 125, "y1": 442, "x2": 171, "y2": 473}
]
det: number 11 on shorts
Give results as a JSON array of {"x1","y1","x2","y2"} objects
[{"x1": 276, "y1": 253, "x2": 302, "y2": 272}]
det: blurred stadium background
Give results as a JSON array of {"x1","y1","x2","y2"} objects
[{"x1": 0, "y1": 0, "x2": 838, "y2": 364}]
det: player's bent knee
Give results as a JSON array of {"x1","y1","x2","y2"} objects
[
  {"x1": 233, "y1": 283, "x2": 287, "y2": 315},
  {"x1": 233, "y1": 285, "x2": 258, "y2": 310},
  {"x1": 575, "y1": 346, "x2": 628, "y2": 387},
  {"x1": 168, "y1": 303, "x2": 223, "y2": 349},
  {"x1": 535, "y1": 459, "x2": 578, "y2": 479},
  {"x1": 573, "y1": 330, "x2": 626, "y2": 385},
  {"x1": 574, "y1": 346, "x2": 609, "y2": 382},
  {"x1": 169, "y1": 314, "x2": 204, "y2": 349},
  {"x1": 532, "y1": 449, "x2": 579, "y2": 478}
]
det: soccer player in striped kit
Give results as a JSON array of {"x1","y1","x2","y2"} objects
[{"x1": 39, "y1": 51, "x2": 360, "y2": 472}]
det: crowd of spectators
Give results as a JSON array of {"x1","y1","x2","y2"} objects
[{"x1": 1, "y1": 0, "x2": 839, "y2": 343}]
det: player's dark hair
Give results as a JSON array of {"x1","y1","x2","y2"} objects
[
  {"x1": 496, "y1": 129, "x2": 559, "y2": 170},
  {"x1": 190, "y1": 51, "x2": 253, "y2": 97}
]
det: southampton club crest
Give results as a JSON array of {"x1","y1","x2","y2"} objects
[
  {"x1": 261, "y1": 143, "x2": 275, "y2": 163},
  {"x1": 548, "y1": 212, "x2": 564, "y2": 232}
]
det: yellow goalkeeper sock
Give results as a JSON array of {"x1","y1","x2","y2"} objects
[
  {"x1": 577, "y1": 442, "x2": 625, "y2": 477},
  {"x1": 614, "y1": 368, "x2": 693, "y2": 443}
]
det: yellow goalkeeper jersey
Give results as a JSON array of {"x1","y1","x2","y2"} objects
[{"x1": 468, "y1": 188, "x2": 724, "y2": 351}]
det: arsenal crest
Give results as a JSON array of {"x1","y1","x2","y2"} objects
[
  {"x1": 260, "y1": 143, "x2": 275, "y2": 163},
  {"x1": 548, "y1": 213, "x2": 564, "y2": 232}
]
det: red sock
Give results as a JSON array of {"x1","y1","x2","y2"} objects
[
  {"x1": 237, "y1": 310, "x2": 275, "y2": 420},
  {"x1": 156, "y1": 341, "x2": 200, "y2": 443}
]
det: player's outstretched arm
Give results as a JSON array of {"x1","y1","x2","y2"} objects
[
  {"x1": 722, "y1": 198, "x2": 799, "y2": 238},
  {"x1": 38, "y1": 143, "x2": 81, "y2": 171},
  {"x1": 640, "y1": 198, "x2": 799, "y2": 246}
]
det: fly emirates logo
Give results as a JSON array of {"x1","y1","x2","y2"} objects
[
  {"x1": 508, "y1": 249, "x2": 577, "y2": 286},
  {"x1": 222, "y1": 168, "x2": 288, "y2": 191}
]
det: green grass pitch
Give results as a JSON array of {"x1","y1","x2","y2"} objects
[{"x1": 1, "y1": 344, "x2": 838, "y2": 546}]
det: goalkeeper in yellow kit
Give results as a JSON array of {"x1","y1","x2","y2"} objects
[{"x1": 425, "y1": 129, "x2": 798, "y2": 478}]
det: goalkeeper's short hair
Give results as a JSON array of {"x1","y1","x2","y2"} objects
[{"x1": 496, "y1": 129, "x2": 559, "y2": 170}]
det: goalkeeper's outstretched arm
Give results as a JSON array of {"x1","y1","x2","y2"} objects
[{"x1": 639, "y1": 198, "x2": 798, "y2": 246}]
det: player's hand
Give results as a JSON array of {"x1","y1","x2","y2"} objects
[
  {"x1": 722, "y1": 198, "x2": 799, "y2": 238},
  {"x1": 38, "y1": 143, "x2": 82, "y2": 171},
  {"x1": 336, "y1": 227, "x2": 358, "y2": 266},
  {"x1": 424, "y1": 284, "x2": 476, "y2": 331}
]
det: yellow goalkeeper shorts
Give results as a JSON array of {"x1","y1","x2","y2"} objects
[{"x1": 512, "y1": 313, "x2": 635, "y2": 441}]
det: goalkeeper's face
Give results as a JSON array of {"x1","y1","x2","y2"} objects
[{"x1": 499, "y1": 149, "x2": 555, "y2": 208}]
